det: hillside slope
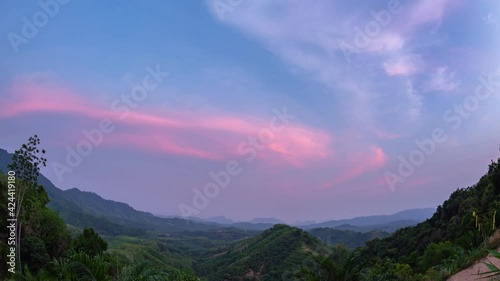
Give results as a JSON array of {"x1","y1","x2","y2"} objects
[
  {"x1": 0, "y1": 148, "x2": 225, "y2": 235},
  {"x1": 447, "y1": 249, "x2": 500, "y2": 281},
  {"x1": 308, "y1": 228, "x2": 389, "y2": 249},
  {"x1": 358, "y1": 158, "x2": 500, "y2": 275},
  {"x1": 302, "y1": 208, "x2": 434, "y2": 229},
  {"x1": 195, "y1": 224, "x2": 330, "y2": 280}
]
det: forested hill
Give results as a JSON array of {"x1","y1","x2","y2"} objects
[
  {"x1": 308, "y1": 228, "x2": 389, "y2": 249},
  {"x1": 195, "y1": 224, "x2": 330, "y2": 280},
  {"x1": 302, "y1": 208, "x2": 435, "y2": 230},
  {"x1": 356, "y1": 158, "x2": 500, "y2": 276},
  {"x1": 0, "y1": 148, "x2": 433, "y2": 236},
  {"x1": 0, "y1": 148, "x2": 225, "y2": 235}
]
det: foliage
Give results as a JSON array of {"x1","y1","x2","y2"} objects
[
  {"x1": 357, "y1": 258, "x2": 420, "y2": 281},
  {"x1": 73, "y1": 228, "x2": 108, "y2": 257},
  {"x1": 295, "y1": 245, "x2": 354, "y2": 281},
  {"x1": 308, "y1": 228, "x2": 389, "y2": 249},
  {"x1": 49, "y1": 251, "x2": 111, "y2": 281},
  {"x1": 357, "y1": 158, "x2": 500, "y2": 276},
  {"x1": 481, "y1": 249, "x2": 500, "y2": 279},
  {"x1": 2, "y1": 139, "x2": 500, "y2": 280},
  {"x1": 7, "y1": 135, "x2": 48, "y2": 270},
  {"x1": 0, "y1": 137, "x2": 71, "y2": 278},
  {"x1": 7, "y1": 135, "x2": 46, "y2": 193},
  {"x1": 196, "y1": 224, "x2": 330, "y2": 280}
]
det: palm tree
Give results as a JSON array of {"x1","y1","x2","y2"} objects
[
  {"x1": 49, "y1": 251, "x2": 111, "y2": 281},
  {"x1": 116, "y1": 261, "x2": 168, "y2": 281},
  {"x1": 296, "y1": 247, "x2": 354, "y2": 281}
]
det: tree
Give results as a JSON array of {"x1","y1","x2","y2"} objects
[
  {"x1": 73, "y1": 228, "x2": 108, "y2": 257},
  {"x1": 8, "y1": 135, "x2": 47, "y2": 268},
  {"x1": 296, "y1": 245, "x2": 354, "y2": 281},
  {"x1": 50, "y1": 251, "x2": 111, "y2": 281},
  {"x1": 116, "y1": 261, "x2": 168, "y2": 281}
]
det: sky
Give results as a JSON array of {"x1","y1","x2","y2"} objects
[{"x1": 1, "y1": 0, "x2": 500, "y2": 223}]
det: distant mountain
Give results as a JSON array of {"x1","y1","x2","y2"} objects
[
  {"x1": 307, "y1": 228, "x2": 390, "y2": 249},
  {"x1": 204, "y1": 216, "x2": 234, "y2": 224},
  {"x1": 328, "y1": 219, "x2": 422, "y2": 233},
  {"x1": 202, "y1": 209, "x2": 434, "y2": 232},
  {"x1": 0, "y1": 147, "x2": 435, "y2": 236},
  {"x1": 0, "y1": 148, "x2": 227, "y2": 235},
  {"x1": 247, "y1": 217, "x2": 284, "y2": 224},
  {"x1": 301, "y1": 208, "x2": 435, "y2": 230},
  {"x1": 356, "y1": 157, "x2": 500, "y2": 276},
  {"x1": 186, "y1": 216, "x2": 234, "y2": 225},
  {"x1": 178, "y1": 216, "x2": 284, "y2": 230},
  {"x1": 195, "y1": 224, "x2": 329, "y2": 280},
  {"x1": 186, "y1": 216, "x2": 283, "y2": 227},
  {"x1": 229, "y1": 222, "x2": 275, "y2": 231},
  {"x1": 223, "y1": 218, "x2": 284, "y2": 231},
  {"x1": 294, "y1": 220, "x2": 317, "y2": 226}
]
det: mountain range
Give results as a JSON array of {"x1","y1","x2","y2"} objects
[
  {"x1": 0, "y1": 147, "x2": 432, "y2": 237},
  {"x1": 2, "y1": 146, "x2": 499, "y2": 280}
]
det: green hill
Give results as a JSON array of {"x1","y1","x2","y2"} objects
[
  {"x1": 355, "y1": 158, "x2": 500, "y2": 277},
  {"x1": 308, "y1": 228, "x2": 389, "y2": 249},
  {"x1": 195, "y1": 224, "x2": 330, "y2": 280},
  {"x1": 4, "y1": 141, "x2": 499, "y2": 280},
  {"x1": 302, "y1": 208, "x2": 435, "y2": 230},
  {"x1": 0, "y1": 148, "x2": 231, "y2": 235}
]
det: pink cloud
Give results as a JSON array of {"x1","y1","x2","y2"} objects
[
  {"x1": 0, "y1": 76, "x2": 333, "y2": 167},
  {"x1": 262, "y1": 127, "x2": 333, "y2": 167},
  {"x1": 382, "y1": 55, "x2": 423, "y2": 76},
  {"x1": 371, "y1": 127, "x2": 403, "y2": 140},
  {"x1": 107, "y1": 133, "x2": 223, "y2": 160},
  {"x1": 406, "y1": 0, "x2": 459, "y2": 30},
  {"x1": 425, "y1": 66, "x2": 459, "y2": 92},
  {"x1": 366, "y1": 33, "x2": 405, "y2": 53},
  {"x1": 322, "y1": 145, "x2": 387, "y2": 189},
  {"x1": 0, "y1": 80, "x2": 90, "y2": 118}
]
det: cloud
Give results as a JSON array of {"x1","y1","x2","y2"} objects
[
  {"x1": 404, "y1": 0, "x2": 459, "y2": 31},
  {"x1": 366, "y1": 33, "x2": 406, "y2": 53},
  {"x1": 0, "y1": 75, "x2": 333, "y2": 167},
  {"x1": 425, "y1": 66, "x2": 459, "y2": 92},
  {"x1": 382, "y1": 54, "x2": 423, "y2": 76},
  {"x1": 322, "y1": 145, "x2": 387, "y2": 189},
  {"x1": 404, "y1": 80, "x2": 424, "y2": 121},
  {"x1": 205, "y1": 0, "x2": 459, "y2": 137}
]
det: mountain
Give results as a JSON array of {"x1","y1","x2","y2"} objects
[
  {"x1": 205, "y1": 216, "x2": 234, "y2": 224},
  {"x1": 307, "y1": 228, "x2": 389, "y2": 249},
  {"x1": 227, "y1": 216, "x2": 423, "y2": 232},
  {"x1": 0, "y1": 148, "x2": 227, "y2": 235},
  {"x1": 357, "y1": 158, "x2": 500, "y2": 275},
  {"x1": 0, "y1": 147, "x2": 435, "y2": 237},
  {"x1": 187, "y1": 216, "x2": 283, "y2": 228},
  {"x1": 328, "y1": 219, "x2": 423, "y2": 233},
  {"x1": 301, "y1": 208, "x2": 435, "y2": 230},
  {"x1": 229, "y1": 222, "x2": 276, "y2": 231},
  {"x1": 195, "y1": 224, "x2": 330, "y2": 280},
  {"x1": 294, "y1": 220, "x2": 317, "y2": 226},
  {"x1": 183, "y1": 215, "x2": 235, "y2": 225},
  {"x1": 247, "y1": 217, "x2": 284, "y2": 224}
]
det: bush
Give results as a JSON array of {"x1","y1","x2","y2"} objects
[{"x1": 73, "y1": 228, "x2": 108, "y2": 257}]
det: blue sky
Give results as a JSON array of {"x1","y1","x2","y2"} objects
[{"x1": 1, "y1": 0, "x2": 500, "y2": 223}]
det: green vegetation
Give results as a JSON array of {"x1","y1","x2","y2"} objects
[
  {"x1": 350, "y1": 158, "x2": 500, "y2": 280},
  {"x1": 481, "y1": 249, "x2": 500, "y2": 278},
  {"x1": 195, "y1": 224, "x2": 331, "y2": 280},
  {"x1": 308, "y1": 228, "x2": 389, "y2": 249},
  {"x1": 2, "y1": 136, "x2": 500, "y2": 280},
  {"x1": 73, "y1": 227, "x2": 108, "y2": 256},
  {"x1": 0, "y1": 136, "x2": 202, "y2": 280}
]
